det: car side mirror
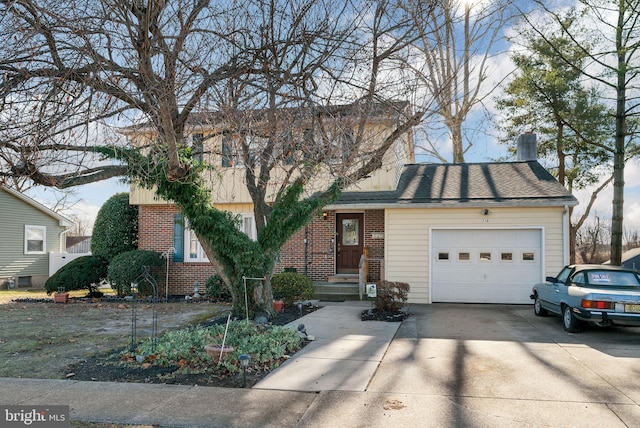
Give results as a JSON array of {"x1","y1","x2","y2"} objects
[{"x1": 546, "y1": 276, "x2": 557, "y2": 283}]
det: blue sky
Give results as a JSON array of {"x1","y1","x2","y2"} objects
[{"x1": 25, "y1": 0, "x2": 640, "y2": 235}]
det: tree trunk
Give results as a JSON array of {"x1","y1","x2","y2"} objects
[{"x1": 611, "y1": 7, "x2": 627, "y2": 266}]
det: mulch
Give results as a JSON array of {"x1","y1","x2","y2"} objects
[{"x1": 64, "y1": 303, "x2": 320, "y2": 388}]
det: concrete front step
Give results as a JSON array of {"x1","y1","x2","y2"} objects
[
  {"x1": 313, "y1": 282, "x2": 360, "y2": 301},
  {"x1": 327, "y1": 275, "x2": 359, "y2": 283}
]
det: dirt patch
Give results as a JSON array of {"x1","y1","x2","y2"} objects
[{"x1": 0, "y1": 297, "x2": 226, "y2": 380}]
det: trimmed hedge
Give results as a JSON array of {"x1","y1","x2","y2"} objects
[
  {"x1": 91, "y1": 193, "x2": 138, "y2": 262},
  {"x1": 45, "y1": 255, "x2": 108, "y2": 295},
  {"x1": 271, "y1": 272, "x2": 313, "y2": 306},
  {"x1": 107, "y1": 250, "x2": 164, "y2": 297}
]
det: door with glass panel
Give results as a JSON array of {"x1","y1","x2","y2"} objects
[{"x1": 336, "y1": 213, "x2": 364, "y2": 274}]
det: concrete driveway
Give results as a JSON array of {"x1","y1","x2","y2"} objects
[{"x1": 300, "y1": 303, "x2": 640, "y2": 428}]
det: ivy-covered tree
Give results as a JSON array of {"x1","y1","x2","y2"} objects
[
  {"x1": 91, "y1": 193, "x2": 138, "y2": 262},
  {"x1": 496, "y1": 26, "x2": 614, "y2": 262},
  {"x1": 0, "y1": 0, "x2": 424, "y2": 316}
]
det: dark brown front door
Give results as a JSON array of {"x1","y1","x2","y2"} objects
[{"x1": 336, "y1": 213, "x2": 364, "y2": 274}]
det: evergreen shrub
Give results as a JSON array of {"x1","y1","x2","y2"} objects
[
  {"x1": 271, "y1": 272, "x2": 313, "y2": 306},
  {"x1": 45, "y1": 255, "x2": 108, "y2": 296},
  {"x1": 107, "y1": 250, "x2": 163, "y2": 297}
]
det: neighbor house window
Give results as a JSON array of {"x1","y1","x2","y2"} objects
[{"x1": 24, "y1": 225, "x2": 46, "y2": 254}]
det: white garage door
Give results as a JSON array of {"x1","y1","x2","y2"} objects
[{"x1": 431, "y1": 229, "x2": 542, "y2": 304}]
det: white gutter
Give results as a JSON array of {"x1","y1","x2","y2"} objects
[{"x1": 324, "y1": 200, "x2": 579, "y2": 211}]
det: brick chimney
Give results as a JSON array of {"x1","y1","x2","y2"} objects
[{"x1": 517, "y1": 133, "x2": 537, "y2": 161}]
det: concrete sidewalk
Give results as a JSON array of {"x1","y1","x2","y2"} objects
[
  {"x1": 255, "y1": 303, "x2": 400, "y2": 391},
  {"x1": 3, "y1": 303, "x2": 640, "y2": 427},
  {"x1": 1, "y1": 302, "x2": 399, "y2": 427}
]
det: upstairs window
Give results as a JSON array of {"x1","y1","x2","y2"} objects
[
  {"x1": 222, "y1": 134, "x2": 234, "y2": 167},
  {"x1": 24, "y1": 225, "x2": 46, "y2": 254},
  {"x1": 192, "y1": 133, "x2": 204, "y2": 162},
  {"x1": 329, "y1": 129, "x2": 354, "y2": 165}
]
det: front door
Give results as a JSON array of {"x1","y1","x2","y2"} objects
[{"x1": 336, "y1": 213, "x2": 364, "y2": 274}]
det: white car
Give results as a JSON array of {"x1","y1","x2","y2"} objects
[{"x1": 531, "y1": 264, "x2": 640, "y2": 332}]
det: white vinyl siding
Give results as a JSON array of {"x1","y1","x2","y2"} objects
[
  {"x1": 1, "y1": 188, "x2": 69, "y2": 282},
  {"x1": 385, "y1": 207, "x2": 566, "y2": 304}
]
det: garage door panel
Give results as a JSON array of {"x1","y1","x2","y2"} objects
[{"x1": 432, "y1": 229, "x2": 541, "y2": 304}]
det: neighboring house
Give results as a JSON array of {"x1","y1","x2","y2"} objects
[
  {"x1": 621, "y1": 248, "x2": 640, "y2": 272},
  {"x1": 0, "y1": 186, "x2": 72, "y2": 289},
  {"x1": 129, "y1": 106, "x2": 577, "y2": 304},
  {"x1": 606, "y1": 248, "x2": 640, "y2": 272}
]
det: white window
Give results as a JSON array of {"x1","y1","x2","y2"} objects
[
  {"x1": 184, "y1": 228, "x2": 209, "y2": 262},
  {"x1": 239, "y1": 214, "x2": 257, "y2": 240},
  {"x1": 25, "y1": 225, "x2": 46, "y2": 254},
  {"x1": 183, "y1": 214, "x2": 256, "y2": 263}
]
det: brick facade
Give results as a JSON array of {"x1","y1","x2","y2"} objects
[
  {"x1": 138, "y1": 205, "x2": 385, "y2": 296},
  {"x1": 138, "y1": 205, "x2": 216, "y2": 296}
]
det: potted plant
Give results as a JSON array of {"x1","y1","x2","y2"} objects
[
  {"x1": 273, "y1": 299, "x2": 284, "y2": 312},
  {"x1": 54, "y1": 287, "x2": 69, "y2": 304}
]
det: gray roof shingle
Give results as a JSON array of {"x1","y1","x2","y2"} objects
[{"x1": 329, "y1": 161, "x2": 578, "y2": 208}]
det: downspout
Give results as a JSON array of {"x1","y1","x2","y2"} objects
[
  {"x1": 59, "y1": 228, "x2": 70, "y2": 253},
  {"x1": 304, "y1": 226, "x2": 309, "y2": 276},
  {"x1": 563, "y1": 205, "x2": 569, "y2": 266}
]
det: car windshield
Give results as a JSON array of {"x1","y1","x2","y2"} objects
[{"x1": 577, "y1": 270, "x2": 640, "y2": 287}]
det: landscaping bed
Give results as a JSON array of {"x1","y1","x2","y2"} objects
[
  {"x1": 0, "y1": 291, "x2": 316, "y2": 388},
  {"x1": 66, "y1": 303, "x2": 318, "y2": 388}
]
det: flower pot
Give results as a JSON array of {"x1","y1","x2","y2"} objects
[
  {"x1": 273, "y1": 300, "x2": 284, "y2": 312},
  {"x1": 54, "y1": 293, "x2": 69, "y2": 304},
  {"x1": 204, "y1": 344, "x2": 234, "y2": 359}
]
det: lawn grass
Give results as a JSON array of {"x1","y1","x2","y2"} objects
[{"x1": 0, "y1": 289, "x2": 228, "y2": 379}]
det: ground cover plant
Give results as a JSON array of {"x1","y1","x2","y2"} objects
[{"x1": 122, "y1": 319, "x2": 304, "y2": 381}]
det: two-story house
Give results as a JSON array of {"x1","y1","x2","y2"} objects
[{"x1": 127, "y1": 102, "x2": 577, "y2": 304}]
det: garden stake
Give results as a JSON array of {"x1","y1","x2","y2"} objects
[{"x1": 219, "y1": 312, "x2": 232, "y2": 364}]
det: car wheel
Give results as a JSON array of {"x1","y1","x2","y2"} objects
[
  {"x1": 533, "y1": 295, "x2": 548, "y2": 317},
  {"x1": 562, "y1": 305, "x2": 584, "y2": 333}
]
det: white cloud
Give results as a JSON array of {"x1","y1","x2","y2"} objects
[{"x1": 572, "y1": 161, "x2": 640, "y2": 232}]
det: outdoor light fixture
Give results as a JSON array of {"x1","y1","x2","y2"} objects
[
  {"x1": 322, "y1": 212, "x2": 328, "y2": 220},
  {"x1": 238, "y1": 354, "x2": 251, "y2": 388},
  {"x1": 297, "y1": 324, "x2": 315, "y2": 341},
  {"x1": 482, "y1": 208, "x2": 490, "y2": 215},
  {"x1": 297, "y1": 302, "x2": 303, "y2": 316}
]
